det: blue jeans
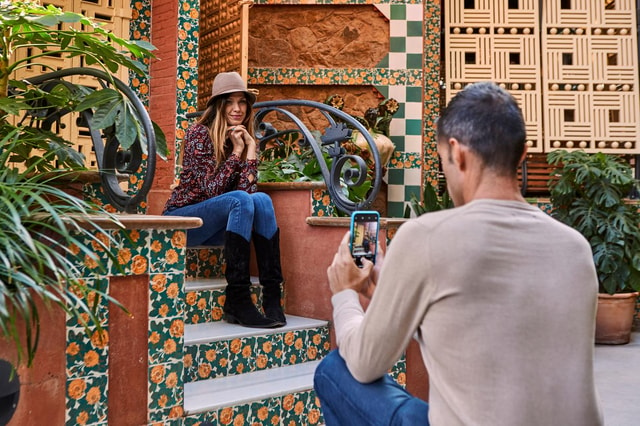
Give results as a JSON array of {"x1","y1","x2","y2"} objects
[
  {"x1": 164, "y1": 190, "x2": 278, "y2": 245},
  {"x1": 314, "y1": 351, "x2": 429, "y2": 426}
]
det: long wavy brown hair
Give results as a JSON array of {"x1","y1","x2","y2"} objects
[{"x1": 197, "y1": 93, "x2": 256, "y2": 163}]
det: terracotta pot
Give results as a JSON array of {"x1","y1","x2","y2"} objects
[{"x1": 595, "y1": 292, "x2": 639, "y2": 345}]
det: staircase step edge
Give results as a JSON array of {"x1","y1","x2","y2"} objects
[
  {"x1": 184, "y1": 315, "x2": 329, "y2": 345},
  {"x1": 185, "y1": 277, "x2": 259, "y2": 291},
  {"x1": 184, "y1": 360, "x2": 321, "y2": 415}
]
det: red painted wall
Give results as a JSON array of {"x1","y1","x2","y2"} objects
[{"x1": 148, "y1": 0, "x2": 179, "y2": 215}]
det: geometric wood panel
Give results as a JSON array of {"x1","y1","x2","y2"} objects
[
  {"x1": 444, "y1": 0, "x2": 543, "y2": 152},
  {"x1": 197, "y1": 0, "x2": 245, "y2": 109},
  {"x1": 445, "y1": 0, "x2": 640, "y2": 154},
  {"x1": 542, "y1": 0, "x2": 640, "y2": 153}
]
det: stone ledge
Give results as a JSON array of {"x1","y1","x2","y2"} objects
[
  {"x1": 258, "y1": 181, "x2": 326, "y2": 191},
  {"x1": 305, "y1": 216, "x2": 408, "y2": 229},
  {"x1": 54, "y1": 214, "x2": 203, "y2": 230}
]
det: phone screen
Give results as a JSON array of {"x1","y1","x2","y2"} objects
[{"x1": 349, "y1": 211, "x2": 380, "y2": 267}]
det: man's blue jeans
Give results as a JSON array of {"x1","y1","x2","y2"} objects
[
  {"x1": 314, "y1": 351, "x2": 429, "y2": 425},
  {"x1": 164, "y1": 190, "x2": 277, "y2": 245}
]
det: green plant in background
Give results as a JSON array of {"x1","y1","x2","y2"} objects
[
  {"x1": 548, "y1": 150, "x2": 640, "y2": 295},
  {"x1": 0, "y1": 128, "x2": 123, "y2": 367},
  {"x1": 0, "y1": 0, "x2": 168, "y2": 168},
  {"x1": 405, "y1": 180, "x2": 454, "y2": 217},
  {"x1": 258, "y1": 131, "x2": 326, "y2": 183},
  {"x1": 326, "y1": 94, "x2": 398, "y2": 169},
  {"x1": 0, "y1": 0, "x2": 161, "y2": 366}
]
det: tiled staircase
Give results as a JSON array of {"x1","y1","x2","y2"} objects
[{"x1": 180, "y1": 246, "x2": 329, "y2": 425}]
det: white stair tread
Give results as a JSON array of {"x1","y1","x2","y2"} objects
[
  {"x1": 185, "y1": 315, "x2": 328, "y2": 345},
  {"x1": 184, "y1": 360, "x2": 321, "y2": 415},
  {"x1": 185, "y1": 277, "x2": 259, "y2": 291}
]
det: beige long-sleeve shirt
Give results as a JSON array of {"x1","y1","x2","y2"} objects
[{"x1": 333, "y1": 199, "x2": 603, "y2": 426}]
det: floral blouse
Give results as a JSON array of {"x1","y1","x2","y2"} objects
[{"x1": 163, "y1": 123, "x2": 258, "y2": 212}]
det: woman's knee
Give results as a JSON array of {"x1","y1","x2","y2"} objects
[
  {"x1": 229, "y1": 191, "x2": 255, "y2": 213},
  {"x1": 251, "y1": 192, "x2": 275, "y2": 212}
]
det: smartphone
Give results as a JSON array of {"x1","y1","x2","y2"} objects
[{"x1": 349, "y1": 210, "x2": 380, "y2": 267}]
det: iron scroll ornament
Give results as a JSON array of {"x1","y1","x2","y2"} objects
[
  {"x1": 13, "y1": 67, "x2": 157, "y2": 213},
  {"x1": 188, "y1": 99, "x2": 382, "y2": 215}
]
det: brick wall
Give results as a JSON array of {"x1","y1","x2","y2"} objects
[{"x1": 148, "y1": 0, "x2": 179, "y2": 214}]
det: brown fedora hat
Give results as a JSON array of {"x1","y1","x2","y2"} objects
[{"x1": 207, "y1": 71, "x2": 256, "y2": 106}]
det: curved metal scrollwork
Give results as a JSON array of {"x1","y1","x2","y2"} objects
[
  {"x1": 15, "y1": 67, "x2": 156, "y2": 213},
  {"x1": 253, "y1": 99, "x2": 382, "y2": 215}
]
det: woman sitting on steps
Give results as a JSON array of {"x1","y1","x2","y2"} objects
[{"x1": 163, "y1": 71, "x2": 286, "y2": 329}]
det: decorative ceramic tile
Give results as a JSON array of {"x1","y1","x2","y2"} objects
[
  {"x1": 172, "y1": 0, "x2": 200, "y2": 184},
  {"x1": 184, "y1": 340, "x2": 230, "y2": 382},
  {"x1": 218, "y1": 404, "x2": 250, "y2": 426},
  {"x1": 110, "y1": 229, "x2": 150, "y2": 276},
  {"x1": 149, "y1": 318, "x2": 185, "y2": 365},
  {"x1": 185, "y1": 247, "x2": 225, "y2": 279},
  {"x1": 81, "y1": 182, "x2": 118, "y2": 214},
  {"x1": 65, "y1": 277, "x2": 110, "y2": 329},
  {"x1": 183, "y1": 412, "x2": 218, "y2": 425},
  {"x1": 311, "y1": 188, "x2": 336, "y2": 217},
  {"x1": 149, "y1": 416, "x2": 184, "y2": 426},
  {"x1": 301, "y1": 391, "x2": 325, "y2": 426},
  {"x1": 150, "y1": 273, "x2": 185, "y2": 320},
  {"x1": 247, "y1": 397, "x2": 282, "y2": 425},
  {"x1": 148, "y1": 362, "x2": 185, "y2": 415},
  {"x1": 423, "y1": 0, "x2": 442, "y2": 190},
  {"x1": 68, "y1": 229, "x2": 112, "y2": 278},
  {"x1": 228, "y1": 337, "x2": 257, "y2": 376},
  {"x1": 282, "y1": 329, "x2": 308, "y2": 366},
  {"x1": 185, "y1": 287, "x2": 226, "y2": 324},
  {"x1": 182, "y1": 411, "x2": 220, "y2": 426},
  {"x1": 66, "y1": 373, "x2": 108, "y2": 425},
  {"x1": 66, "y1": 326, "x2": 110, "y2": 378},
  {"x1": 389, "y1": 353, "x2": 407, "y2": 387},
  {"x1": 255, "y1": 333, "x2": 284, "y2": 371},
  {"x1": 150, "y1": 229, "x2": 187, "y2": 274},
  {"x1": 307, "y1": 327, "x2": 331, "y2": 362},
  {"x1": 280, "y1": 389, "x2": 315, "y2": 426}
]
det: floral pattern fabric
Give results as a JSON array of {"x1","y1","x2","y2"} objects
[{"x1": 164, "y1": 124, "x2": 258, "y2": 212}]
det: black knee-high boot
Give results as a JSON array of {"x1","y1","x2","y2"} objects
[
  {"x1": 252, "y1": 228, "x2": 287, "y2": 325},
  {"x1": 223, "y1": 231, "x2": 281, "y2": 328}
]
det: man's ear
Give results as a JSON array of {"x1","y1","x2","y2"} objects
[
  {"x1": 450, "y1": 138, "x2": 467, "y2": 171},
  {"x1": 518, "y1": 144, "x2": 528, "y2": 166}
]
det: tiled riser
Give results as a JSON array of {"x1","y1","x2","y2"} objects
[
  {"x1": 185, "y1": 284, "x2": 287, "y2": 325},
  {"x1": 185, "y1": 287, "x2": 251, "y2": 325},
  {"x1": 185, "y1": 247, "x2": 225, "y2": 280},
  {"x1": 182, "y1": 390, "x2": 324, "y2": 426},
  {"x1": 184, "y1": 326, "x2": 330, "y2": 383}
]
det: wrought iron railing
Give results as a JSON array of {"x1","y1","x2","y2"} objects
[
  {"x1": 188, "y1": 100, "x2": 382, "y2": 215},
  {"x1": 11, "y1": 67, "x2": 157, "y2": 213}
]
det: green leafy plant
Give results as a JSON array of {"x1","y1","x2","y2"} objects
[
  {"x1": 0, "y1": 0, "x2": 168, "y2": 168},
  {"x1": 258, "y1": 131, "x2": 326, "y2": 182},
  {"x1": 406, "y1": 179, "x2": 454, "y2": 217},
  {"x1": 258, "y1": 130, "x2": 372, "y2": 213},
  {"x1": 0, "y1": 0, "x2": 162, "y2": 366},
  {"x1": 326, "y1": 94, "x2": 398, "y2": 168},
  {"x1": 548, "y1": 150, "x2": 640, "y2": 295},
  {"x1": 0, "y1": 128, "x2": 124, "y2": 367}
]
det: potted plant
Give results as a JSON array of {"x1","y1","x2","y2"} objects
[
  {"x1": 0, "y1": 0, "x2": 163, "y2": 373},
  {"x1": 547, "y1": 150, "x2": 640, "y2": 344}
]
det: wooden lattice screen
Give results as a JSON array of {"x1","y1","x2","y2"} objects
[
  {"x1": 444, "y1": 0, "x2": 543, "y2": 152},
  {"x1": 197, "y1": 0, "x2": 249, "y2": 110},
  {"x1": 543, "y1": 0, "x2": 640, "y2": 153},
  {"x1": 444, "y1": 0, "x2": 640, "y2": 155},
  {"x1": 13, "y1": 0, "x2": 132, "y2": 169}
]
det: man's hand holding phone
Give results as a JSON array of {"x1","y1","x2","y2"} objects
[{"x1": 327, "y1": 232, "x2": 375, "y2": 296}]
